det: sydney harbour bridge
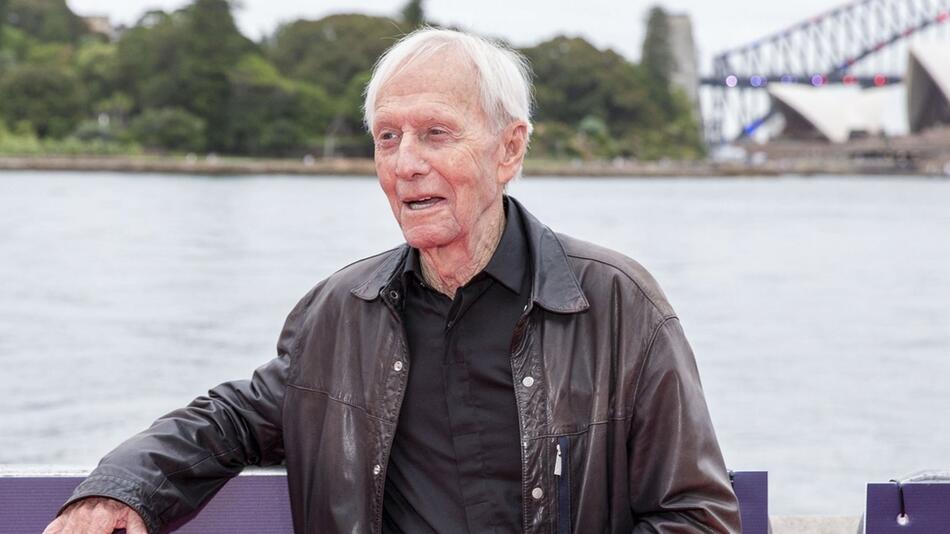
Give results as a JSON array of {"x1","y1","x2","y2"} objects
[{"x1": 688, "y1": 0, "x2": 950, "y2": 146}]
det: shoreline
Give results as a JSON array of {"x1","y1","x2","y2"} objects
[{"x1": 0, "y1": 154, "x2": 947, "y2": 177}]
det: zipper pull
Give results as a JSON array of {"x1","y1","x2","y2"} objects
[{"x1": 554, "y1": 442, "x2": 563, "y2": 476}]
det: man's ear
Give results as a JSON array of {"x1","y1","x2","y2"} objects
[{"x1": 497, "y1": 121, "x2": 529, "y2": 185}]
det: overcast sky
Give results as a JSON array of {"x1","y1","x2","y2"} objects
[{"x1": 67, "y1": 0, "x2": 851, "y2": 72}]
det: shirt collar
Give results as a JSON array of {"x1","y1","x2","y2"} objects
[
  {"x1": 352, "y1": 195, "x2": 589, "y2": 314},
  {"x1": 402, "y1": 197, "x2": 527, "y2": 295}
]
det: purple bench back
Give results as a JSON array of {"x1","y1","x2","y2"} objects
[
  {"x1": 0, "y1": 474, "x2": 293, "y2": 533},
  {"x1": 731, "y1": 470, "x2": 768, "y2": 534},
  {"x1": 865, "y1": 482, "x2": 950, "y2": 534},
  {"x1": 2, "y1": 470, "x2": 769, "y2": 532}
]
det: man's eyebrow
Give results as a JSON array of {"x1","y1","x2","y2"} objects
[{"x1": 371, "y1": 115, "x2": 398, "y2": 132}]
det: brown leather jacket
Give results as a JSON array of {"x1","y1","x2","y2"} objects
[{"x1": 65, "y1": 197, "x2": 741, "y2": 533}]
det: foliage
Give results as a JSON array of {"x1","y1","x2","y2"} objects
[
  {"x1": 267, "y1": 14, "x2": 404, "y2": 97},
  {"x1": 224, "y1": 53, "x2": 333, "y2": 155},
  {"x1": 0, "y1": 26, "x2": 36, "y2": 67},
  {"x1": 530, "y1": 121, "x2": 583, "y2": 159},
  {"x1": 522, "y1": 33, "x2": 703, "y2": 160},
  {"x1": 0, "y1": 63, "x2": 85, "y2": 138},
  {"x1": 401, "y1": 0, "x2": 426, "y2": 29},
  {"x1": 0, "y1": 0, "x2": 7, "y2": 45},
  {"x1": 642, "y1": 7, "x2": 674, "y2": 90},
  {"x1": 6, "y1": 0, "x2": 88, "y2": 43},
  {"x1": 111, "y1": 1, "x2": 255, "y2": 151},
  {"x1": 128, "y1": 108, "x2": 206, "y2": 152},
  {"x1": 0, "y1": 0, "x2": 705, "y2": 160},
  {"x1": 75, "y1": 40, "x2": 119, "y2": 105},
  {"x1": 266, "y1": 14, "x2": 406, "y2": 156},
  {"x1": 177, "y1": 0, "x2": 256, "y2": 149},
  {"x1": 0, "y1": 118, "x2": 141, "y2": 155}
]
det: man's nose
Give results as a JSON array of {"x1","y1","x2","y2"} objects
[{"x1": 393, "y1": 135, "x2": 429, "y2": 180}]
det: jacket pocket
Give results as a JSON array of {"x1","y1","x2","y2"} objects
[{"x1": 555, "y1": 435, "x2": 572, "y2": 534}]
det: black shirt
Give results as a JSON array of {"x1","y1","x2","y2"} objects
[{"x1": 382, "y1": 200, "x2": 530, "y2": 534}]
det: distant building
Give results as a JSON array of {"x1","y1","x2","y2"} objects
[
  {"x1": 906, "y1": 44, "x2": 950, "y2": 133},
  {"x1": 82, "y1": 15, "x2": 115, "y2": 41},
  {"x1": 768, "y1": 84, "x2": 889, "y2": 143}
]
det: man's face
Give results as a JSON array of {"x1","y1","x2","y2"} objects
[{"x1": 371, "y1": 51, "x2": 512, "y2": 250}]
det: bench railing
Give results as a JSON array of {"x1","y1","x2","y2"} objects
[{"x1": 1, "y1": 468, "x2": 769, "y2": 533}]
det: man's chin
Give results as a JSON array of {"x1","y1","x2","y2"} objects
[{"x1": 402, "y1": 228, "x2": 459, "y2": 250}]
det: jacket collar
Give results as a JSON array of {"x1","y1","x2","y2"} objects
[{"x1": 350, "y1": 195, "x2": 590, "y2": 314}]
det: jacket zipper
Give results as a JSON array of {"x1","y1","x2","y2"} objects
[{"x1": 555, "y1": 436, "x2": 571, "y2": 534}]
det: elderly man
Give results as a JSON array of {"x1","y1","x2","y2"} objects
[{"x1": 46, "y1": 29, "x2": 740, "y2": 533}]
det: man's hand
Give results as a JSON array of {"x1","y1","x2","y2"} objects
[{"x1": 42, "y1": 497, "x2": 148, "y2": 534}]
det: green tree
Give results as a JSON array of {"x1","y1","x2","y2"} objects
[
  {"x1": 75, "y1": 41, "x2": 119, "y2": 105},
  {"x1": 640, "y1": 6, "x2": 678, "y2": 118},
  {"x1": 314, "y1": 71, "x2": 377, "y2": 157},
  {"x1": 113, "y1": 1, "x2": 253, "y2": 151},
  {"x1": 0, "y1": 63, "x2": 85, "y2": 137},
  {"x1": 95, "y1": 92, "x2": 134, "y2": 126},
  {"x1": 267, "y1": 14, "x2": 403, "y2": 97},
  {"x1": 258, "y1": 119, "x2": 305, "y2": 155},
  {"x1": 522, "y1": 34, "x2": 702, "y2": 160},
  {"x1": 639, "y1": 7, "x2": 703, "y2": 157},
  {"x1": 522, "y1": 36, "x2": 656, "y2": 157},
  {"x1": 113, "y1": 11, "x2": 183, "y2": 110},
  {"x1": 129, "y1": 107, "x2": 206, "y2": 152},
  {"x1": 267, "y1": 14, "x2": 404, "y2": 156},
  {"x1": 529, "y1": 121, "x2": 582, "y2": 159},
  {"x1": 7, "y1": 0, "x2": 87, "y2": 43},
  {"x1": 224, "y1": 53, "x2": 333, "y2": 155},
  {"x1": 641, "y1": 7, "x2": 674, "y2": 89},
  {"x1": 177, "y1": 0, "x2": 255, "y2": 149},
  {"x1": 0, "y1": 0, "x2": 8, "y2": 47},
  {"x1": 401, "y1": 0, "x2": 425, "y2": 29}
]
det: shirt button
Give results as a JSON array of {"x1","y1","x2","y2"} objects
[
  {"x1": 388, "y1": 290, "x2": 399, "y2": 300},
  {"x1": 531, "y1": 487, "x2": 544, "y2": 500},
  {"x1": 521, "y1": 376, "x2": 535, "y2": 388},
  {"x1": 373, "y1": 464, "x2": 381, "y2": 476},
  {"x1": 393, "y1": 360, "x2": 404, "y2": 372}
]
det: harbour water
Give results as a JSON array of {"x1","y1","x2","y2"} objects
[{"x1": 1, "y1": 171, "x2": 948, "y2": 516}]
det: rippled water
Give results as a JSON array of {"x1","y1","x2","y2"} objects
[{"x1": 1, "y1": 171, "x2": 948, "y2": 516}]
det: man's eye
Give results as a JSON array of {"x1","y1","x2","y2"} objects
[
  {"x1": 429, "y1": 128, "x2": 447, "y2": 136},
  {"x1": 377, "y1": 132, "x2": 397, "y2": 142}
]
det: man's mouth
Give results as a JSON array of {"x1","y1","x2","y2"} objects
[{"x1": 405, "y1": 196, "x2": 445, "y2": 210}]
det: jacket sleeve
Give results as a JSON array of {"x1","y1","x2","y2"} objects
[
  {"x1": 60, "y1": 289, "x2": 314, "y2": 534},
  {"x1": 628, "y1": 317, "x2": 742, "y2": 533}
]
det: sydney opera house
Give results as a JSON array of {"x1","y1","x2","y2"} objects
[
  {"x1": 768, "y1": 45, "x2": 950, "y2": 142},
  {"x1": 906, "y1": 44, "x2": 950, "y2": 133}
]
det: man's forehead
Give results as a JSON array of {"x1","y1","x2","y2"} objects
[{"x1": 377, "y1": 48, "x2": 480, "y2": 103}]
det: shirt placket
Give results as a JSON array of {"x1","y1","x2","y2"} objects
[{"x1": 442, "y1": 279, "x2": 499, "y2": 532}]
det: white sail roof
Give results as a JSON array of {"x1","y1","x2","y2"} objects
[
  {"x1": 768, "y1": 84, "x2": 889, "y2": 143},
  {"x1": 906, "y1": 44, "x2": 950, "y2": 133}
]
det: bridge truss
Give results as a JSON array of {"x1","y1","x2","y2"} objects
[{"x1": 703, "y1": 0, "x2": 950, "y2": 145}]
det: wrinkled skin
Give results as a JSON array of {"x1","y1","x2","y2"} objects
[
  {"x1": 372, "y1": 47, "x2": 528, "y2": 296},
  {"x1": 42, "y1": 497, "x2": 146, "y2": 534}
]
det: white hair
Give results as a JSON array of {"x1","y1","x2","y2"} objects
[{"x1": 363, "y1": 27, "x2": 534, "y2": 138}]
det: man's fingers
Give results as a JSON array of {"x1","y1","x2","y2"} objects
[
  {"x1": 47, "y1": 497, "x2": 132, "y2": 534},
  {"x1": 41, "y1": 498, "x2": 145, "y2": 534},
  {"x1": 60, "y1": 507, "x2": 90, "y2": 534},
  {"x1": 58, "y1": 500, "x2": 95, "y2": 534},
  {"x1": 41, "y1": 514, "x2": 65, "y2": 534},
  {"x1": 124, "y1": 511, "x2": 149, "y2": 534},
  {"x1": 88, "y1": 504, "x2": 121, "y2": 533}
]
